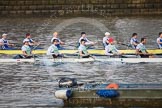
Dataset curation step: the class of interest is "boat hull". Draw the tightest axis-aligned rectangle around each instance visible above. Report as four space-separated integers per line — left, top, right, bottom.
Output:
0 58 162 63
64 89 162 107
56 84 162 107
0 58 95 63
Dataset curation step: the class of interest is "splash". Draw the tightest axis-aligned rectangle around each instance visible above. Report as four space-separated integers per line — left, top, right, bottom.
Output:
52 17 109 34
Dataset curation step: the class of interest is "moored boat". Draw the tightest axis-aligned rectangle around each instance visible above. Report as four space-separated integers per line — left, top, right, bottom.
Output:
55 83 162 107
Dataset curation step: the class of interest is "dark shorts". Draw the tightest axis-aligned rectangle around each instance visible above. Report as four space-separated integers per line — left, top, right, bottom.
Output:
13 55 34 59
82 55 90 58
140 54 149 58
52 54 63 58
24 55 33 59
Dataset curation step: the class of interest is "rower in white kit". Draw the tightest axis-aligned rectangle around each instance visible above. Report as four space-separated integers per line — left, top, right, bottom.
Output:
105 37 124 56
0 33 15 50
47 39 64 58
103 32 110 48
78 39 93 58
13 39 34 59
78 32 96 48
136 38 154 58
51 32 65 50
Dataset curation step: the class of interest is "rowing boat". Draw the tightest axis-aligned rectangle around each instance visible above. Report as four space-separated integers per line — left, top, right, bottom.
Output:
97 58 162 63
0 58 95 63
55 83 162 107
0 49 162 55
0 58 162 63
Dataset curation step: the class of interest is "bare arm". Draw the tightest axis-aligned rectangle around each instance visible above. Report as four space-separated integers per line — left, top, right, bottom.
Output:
60 41 65 45
79 51 85 56
22 51 28 56
22 51 32 56
157 39 162 44
136 49 151 55
8 41 14 46
0 42 3 46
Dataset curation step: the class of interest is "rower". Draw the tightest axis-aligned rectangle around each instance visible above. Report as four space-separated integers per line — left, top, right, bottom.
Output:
21 39 33 58
47 39 64 58
157 32 162 49
105 37 123 56
51 32 65 50
103 32 110 48
78 32 96 48
78 39 92 58
130 33 139 49
0 33 15 50
23 33 40 49
136 38 153 58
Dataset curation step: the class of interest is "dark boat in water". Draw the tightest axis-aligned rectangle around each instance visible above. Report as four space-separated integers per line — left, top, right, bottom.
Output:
55 83 162 107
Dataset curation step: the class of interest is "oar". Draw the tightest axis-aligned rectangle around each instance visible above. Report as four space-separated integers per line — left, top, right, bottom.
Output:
56 77 96 88
117 42 133 49
31 44 40 59
14 44 22 48
89 54 96 60
77 80 96 86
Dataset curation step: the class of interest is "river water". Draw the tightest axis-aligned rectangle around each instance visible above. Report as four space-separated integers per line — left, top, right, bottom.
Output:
0 16 162 107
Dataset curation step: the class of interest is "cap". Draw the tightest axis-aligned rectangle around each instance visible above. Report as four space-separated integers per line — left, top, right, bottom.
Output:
108 37 114 43
81 32 86 35
23 39 29 43
2 33 7 37
80 39 86 43
26 33 30 37
52 39 59 43
105 32 110 36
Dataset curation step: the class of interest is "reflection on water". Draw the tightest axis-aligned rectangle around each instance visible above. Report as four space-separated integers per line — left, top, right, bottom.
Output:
0 16 162 107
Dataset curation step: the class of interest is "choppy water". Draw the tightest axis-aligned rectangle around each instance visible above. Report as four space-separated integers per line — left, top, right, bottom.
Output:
0 16 162 107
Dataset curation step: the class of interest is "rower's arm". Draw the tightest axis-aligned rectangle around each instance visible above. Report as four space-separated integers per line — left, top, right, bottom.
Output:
136 49 141 55
0 41 3 46
29 38 40 46
136 49 147 55
8 41 14 46
60 41 65 45
79 51 85 56
157 39 162 44
22 51 28 56
132 41 138 46
29 42 35 46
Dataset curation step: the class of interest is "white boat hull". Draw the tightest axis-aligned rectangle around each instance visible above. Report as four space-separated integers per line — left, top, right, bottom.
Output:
96 58 162 63
0 58 162 64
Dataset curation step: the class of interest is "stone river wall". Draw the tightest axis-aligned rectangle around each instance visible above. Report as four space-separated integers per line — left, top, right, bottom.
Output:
0 0 162 16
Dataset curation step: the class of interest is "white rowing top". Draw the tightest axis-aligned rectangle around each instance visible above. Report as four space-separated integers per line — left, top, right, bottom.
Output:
136 43 147 53
103 36 109 47
47 44 59 55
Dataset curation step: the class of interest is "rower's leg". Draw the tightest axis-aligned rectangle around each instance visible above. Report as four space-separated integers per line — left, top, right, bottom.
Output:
52 54 58 58
82 55 90 58
13 54 25 59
